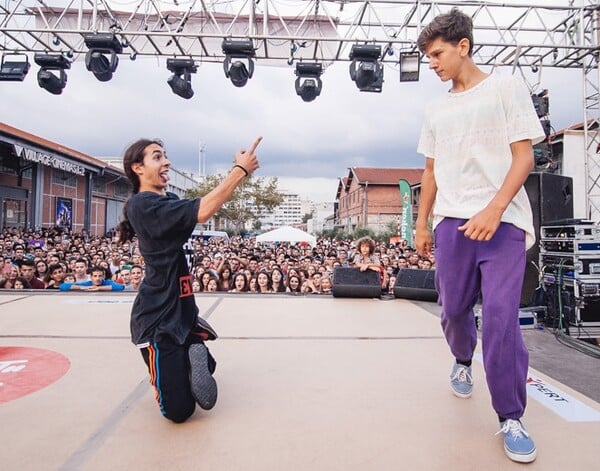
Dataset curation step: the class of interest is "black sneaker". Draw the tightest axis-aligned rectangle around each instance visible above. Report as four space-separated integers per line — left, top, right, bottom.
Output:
192 316 218 341
188 343 218 410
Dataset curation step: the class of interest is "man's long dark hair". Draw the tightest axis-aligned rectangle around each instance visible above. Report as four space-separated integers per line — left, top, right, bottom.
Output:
116 138 163 243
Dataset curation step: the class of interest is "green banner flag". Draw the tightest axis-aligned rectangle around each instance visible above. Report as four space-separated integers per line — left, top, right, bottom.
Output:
398 179 413 247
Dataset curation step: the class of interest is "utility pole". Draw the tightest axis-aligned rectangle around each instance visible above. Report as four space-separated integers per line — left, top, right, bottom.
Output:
198 140 206 180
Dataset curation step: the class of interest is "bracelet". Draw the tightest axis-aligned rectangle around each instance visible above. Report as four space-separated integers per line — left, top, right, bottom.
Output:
232 164 249 177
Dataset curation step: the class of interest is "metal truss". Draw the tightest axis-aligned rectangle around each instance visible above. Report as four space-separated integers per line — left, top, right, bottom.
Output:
0 1 596 67
1 0 599 217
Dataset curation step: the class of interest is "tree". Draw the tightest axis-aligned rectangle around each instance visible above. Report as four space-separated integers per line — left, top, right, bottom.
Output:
186 174 284 234
302 212 314 224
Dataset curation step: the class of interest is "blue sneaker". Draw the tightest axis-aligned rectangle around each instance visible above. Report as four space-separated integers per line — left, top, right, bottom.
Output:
497 419 537 463
450 362 473 398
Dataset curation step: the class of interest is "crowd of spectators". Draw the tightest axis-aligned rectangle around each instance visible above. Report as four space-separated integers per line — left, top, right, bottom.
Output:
0 227 435 295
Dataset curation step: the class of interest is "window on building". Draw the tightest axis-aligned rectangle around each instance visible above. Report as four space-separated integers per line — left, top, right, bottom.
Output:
52 168 77 188
93 177 107 194
115 180 130 197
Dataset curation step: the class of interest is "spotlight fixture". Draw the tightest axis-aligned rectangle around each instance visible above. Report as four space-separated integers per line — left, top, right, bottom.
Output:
222 38 255 87
166 58 197 99
533 142 553 169
83 33 123 82
294 62 323 102
531 89 549 117
34 53 71 95
399 52 420 82
349 44 383 93
0 53 30 81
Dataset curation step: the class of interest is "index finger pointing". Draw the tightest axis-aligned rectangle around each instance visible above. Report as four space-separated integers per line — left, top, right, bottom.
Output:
248 136 263 154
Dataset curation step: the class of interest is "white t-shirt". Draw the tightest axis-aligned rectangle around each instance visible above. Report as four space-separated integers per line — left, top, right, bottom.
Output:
417 72 545 249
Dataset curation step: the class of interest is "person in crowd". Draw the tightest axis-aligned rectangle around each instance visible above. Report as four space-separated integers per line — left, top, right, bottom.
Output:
352 236 381 273
129 264 144 291
320 276 332 295
256 270 272 293
270 267 286 293
12 276 30 289
59 265 125 291
116 135 261 423
63 273 76 283
11 244 26 268
45 263 65 289
309 272 324 293
108 255 121 276
230 272 249 293
286 274 302 293
247 256 260 274
19 259 45 289
199 272 213 292
217 264 233 291
248 273 258 293
415 8 543 463
206 276 220 293
228 256 242 274
73 258 90 283
2 264 20 289
192 279 202 293
117 265 133 289
0 273 11 289
2 256 13 276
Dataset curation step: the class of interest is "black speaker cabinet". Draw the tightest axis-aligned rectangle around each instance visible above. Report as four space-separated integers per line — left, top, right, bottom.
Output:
393 268 438 302
332 267 381 298
522 173 574 306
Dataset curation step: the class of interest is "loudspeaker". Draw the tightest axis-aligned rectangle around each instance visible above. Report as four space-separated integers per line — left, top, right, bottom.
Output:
393 268 438 302
332 267 381 298
522 172 574 306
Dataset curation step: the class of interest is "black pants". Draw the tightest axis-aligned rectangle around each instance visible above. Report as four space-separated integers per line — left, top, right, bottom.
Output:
140 333 215 423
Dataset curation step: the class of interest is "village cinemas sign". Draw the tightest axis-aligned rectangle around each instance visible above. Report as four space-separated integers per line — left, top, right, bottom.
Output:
16 145 86 176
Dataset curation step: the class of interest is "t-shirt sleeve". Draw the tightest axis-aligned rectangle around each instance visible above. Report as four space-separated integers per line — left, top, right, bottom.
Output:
502 75 545 146
131 193 200 243
417 107 436 158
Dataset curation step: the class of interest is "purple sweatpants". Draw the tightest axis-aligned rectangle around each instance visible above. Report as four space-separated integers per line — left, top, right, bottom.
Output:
434 218 529 419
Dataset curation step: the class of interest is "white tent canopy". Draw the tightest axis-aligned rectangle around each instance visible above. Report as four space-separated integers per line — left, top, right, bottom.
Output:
255 226 317 247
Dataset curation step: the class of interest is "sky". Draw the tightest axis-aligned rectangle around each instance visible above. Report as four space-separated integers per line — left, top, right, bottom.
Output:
0 3 586 203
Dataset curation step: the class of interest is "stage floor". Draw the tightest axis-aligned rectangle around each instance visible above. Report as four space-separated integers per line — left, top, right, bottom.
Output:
1 292 599 470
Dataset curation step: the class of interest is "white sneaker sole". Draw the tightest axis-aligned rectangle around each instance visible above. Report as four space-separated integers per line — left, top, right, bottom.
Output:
505 445 537 463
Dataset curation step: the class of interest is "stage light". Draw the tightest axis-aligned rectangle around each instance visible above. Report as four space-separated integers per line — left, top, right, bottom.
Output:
222 39 255 87
0 53 30 81
83 33 123 82
533 142 554 170
166 58 197 99
531 89 549 117
399 52 420 82
540 119 552 137
34 53 71 95
294 62 323 102
349 44 383 93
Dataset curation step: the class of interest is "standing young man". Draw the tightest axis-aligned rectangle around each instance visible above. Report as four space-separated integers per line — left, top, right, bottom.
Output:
415 8 544 463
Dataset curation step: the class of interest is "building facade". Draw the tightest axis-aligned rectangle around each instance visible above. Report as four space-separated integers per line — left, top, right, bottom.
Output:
335 167 424 234
258 191 303 229
0 122 130 235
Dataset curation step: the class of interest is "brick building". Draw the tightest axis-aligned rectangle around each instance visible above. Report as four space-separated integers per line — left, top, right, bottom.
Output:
335 167 424 234
0 122 130 235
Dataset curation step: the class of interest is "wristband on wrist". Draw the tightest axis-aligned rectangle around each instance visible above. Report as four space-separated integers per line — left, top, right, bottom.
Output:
232 164 249 177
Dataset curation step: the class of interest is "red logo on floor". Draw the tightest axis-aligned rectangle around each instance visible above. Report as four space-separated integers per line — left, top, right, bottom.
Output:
0 346 70 404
